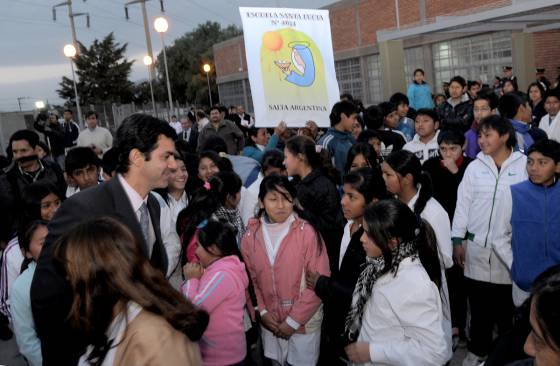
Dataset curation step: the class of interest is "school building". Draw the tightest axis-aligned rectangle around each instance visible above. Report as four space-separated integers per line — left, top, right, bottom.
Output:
212 0 560 112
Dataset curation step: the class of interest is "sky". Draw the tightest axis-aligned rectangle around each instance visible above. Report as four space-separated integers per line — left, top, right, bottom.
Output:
0 0 336 112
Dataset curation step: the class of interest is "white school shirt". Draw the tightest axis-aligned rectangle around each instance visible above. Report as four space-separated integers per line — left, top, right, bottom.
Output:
357 257 451 365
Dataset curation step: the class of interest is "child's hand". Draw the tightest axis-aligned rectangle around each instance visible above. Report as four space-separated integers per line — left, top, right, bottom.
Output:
441 158 459 174
275 321 297 339
261 312 280 333
453 244 465 268
345 342 371 363
183 263 203 279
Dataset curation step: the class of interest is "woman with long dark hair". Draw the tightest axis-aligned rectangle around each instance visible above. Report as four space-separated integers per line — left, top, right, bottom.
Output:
344 199 450 365
54 217 208 365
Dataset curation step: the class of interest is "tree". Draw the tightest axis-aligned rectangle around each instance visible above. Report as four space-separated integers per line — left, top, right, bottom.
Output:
155 21 241 106
58 33 134 106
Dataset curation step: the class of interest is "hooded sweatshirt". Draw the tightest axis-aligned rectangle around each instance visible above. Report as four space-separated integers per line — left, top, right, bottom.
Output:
182 255 249 366
403 130 440 164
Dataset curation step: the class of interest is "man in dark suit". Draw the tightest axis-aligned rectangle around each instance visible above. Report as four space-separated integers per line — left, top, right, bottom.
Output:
177 114 198 153
30 114 180 365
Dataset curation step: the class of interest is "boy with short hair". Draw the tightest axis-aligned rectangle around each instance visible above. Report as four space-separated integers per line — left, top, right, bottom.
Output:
498 91 547 153
538 88 560 142
318 100 358 175
65 147 101 196
465 88 499 159
494 139 560 307
452 115 528 366
389 92 415 142
403 108 440 164
437 76 474 133
423 129 473 346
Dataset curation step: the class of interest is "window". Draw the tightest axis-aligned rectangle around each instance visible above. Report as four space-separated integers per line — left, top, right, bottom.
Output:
432 31 512 92
217 80 245 109
335 58 363 102
365 54 383 104
404 47 426 81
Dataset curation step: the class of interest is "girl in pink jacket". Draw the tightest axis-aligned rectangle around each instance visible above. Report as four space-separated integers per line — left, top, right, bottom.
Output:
182 220 249 366
241 174 330 366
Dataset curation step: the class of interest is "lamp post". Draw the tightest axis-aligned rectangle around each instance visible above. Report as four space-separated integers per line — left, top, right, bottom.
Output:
154 16 173 119
63 43 83 128
203 63 213 106
34 100 46 110
143 55 157 115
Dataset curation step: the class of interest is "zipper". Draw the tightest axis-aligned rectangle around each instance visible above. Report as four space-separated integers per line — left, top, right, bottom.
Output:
544 186 549 257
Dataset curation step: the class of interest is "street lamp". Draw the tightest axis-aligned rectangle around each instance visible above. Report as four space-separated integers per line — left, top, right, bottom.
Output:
143 55 157 115
63 43 84 128
203 63 213 106
35 100 46 109
154 16 173 119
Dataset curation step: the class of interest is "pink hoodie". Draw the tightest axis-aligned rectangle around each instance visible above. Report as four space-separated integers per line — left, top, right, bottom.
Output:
241 216 330 333
182 255 249 366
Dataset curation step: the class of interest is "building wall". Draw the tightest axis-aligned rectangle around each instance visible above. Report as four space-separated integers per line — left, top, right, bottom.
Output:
534 30 560 85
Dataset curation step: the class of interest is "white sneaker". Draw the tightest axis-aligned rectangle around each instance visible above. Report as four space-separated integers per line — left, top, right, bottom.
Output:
462 351 486 366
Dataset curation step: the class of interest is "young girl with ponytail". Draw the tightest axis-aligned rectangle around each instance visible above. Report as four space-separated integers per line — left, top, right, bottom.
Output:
344 199 450 365
182 220 249 366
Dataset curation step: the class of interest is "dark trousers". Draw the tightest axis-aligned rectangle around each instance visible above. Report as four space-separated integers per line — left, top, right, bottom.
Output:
447 265 467 335
466 278 514 357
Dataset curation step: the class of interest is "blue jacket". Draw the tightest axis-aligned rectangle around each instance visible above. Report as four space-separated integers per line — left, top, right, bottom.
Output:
407 82 434 110
318 128 355 175
511 179 560 291
510 119 547 154
241 133 279 163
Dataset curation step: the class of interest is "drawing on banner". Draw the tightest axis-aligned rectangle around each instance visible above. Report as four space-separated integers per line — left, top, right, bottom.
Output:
260 28 327 115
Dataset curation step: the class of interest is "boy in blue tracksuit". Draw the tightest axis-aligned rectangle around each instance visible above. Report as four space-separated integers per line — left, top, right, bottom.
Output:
495 139 560 306
318 100 357 177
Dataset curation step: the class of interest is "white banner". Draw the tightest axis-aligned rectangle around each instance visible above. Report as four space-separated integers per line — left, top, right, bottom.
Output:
239 7 340 128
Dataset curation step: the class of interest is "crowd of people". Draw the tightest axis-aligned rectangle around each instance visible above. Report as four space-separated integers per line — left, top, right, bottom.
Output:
0 66 560 366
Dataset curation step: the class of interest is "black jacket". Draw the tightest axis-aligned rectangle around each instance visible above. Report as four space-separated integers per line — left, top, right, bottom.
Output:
0 160 66 241
177 127 199 153
314 226 365 364
437 98 474 133
30 177 167 365
422 154 473 221
295 168 344 271
33 120 66 156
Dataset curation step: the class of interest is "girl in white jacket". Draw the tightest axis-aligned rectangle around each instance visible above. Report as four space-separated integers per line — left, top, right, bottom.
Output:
451 115 527 366
344 199 450 365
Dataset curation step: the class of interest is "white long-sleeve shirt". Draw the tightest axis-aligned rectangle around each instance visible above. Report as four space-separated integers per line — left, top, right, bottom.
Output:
357 257 451 365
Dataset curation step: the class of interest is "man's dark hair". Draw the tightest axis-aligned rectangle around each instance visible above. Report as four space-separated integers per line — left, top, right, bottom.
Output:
10 130 40 149
329 100 358 127
340 93 354 102
527 139 560 163
261 149 284 173
416 108 440 123
171 115 177 119
85 111 98 119
102 148 118 176
390 92 409 107
114 114 177 174
449 76 467 88
65 147 101 175
475 87 499 110
378 102 397 119
498 91 529 119
209 105 221 114
199 135 228 154
544 88 560 102
357 129 381 144
437 129 465 146
64 109 73 115
478 115 517 149
363 105 384 130
468 80 481 89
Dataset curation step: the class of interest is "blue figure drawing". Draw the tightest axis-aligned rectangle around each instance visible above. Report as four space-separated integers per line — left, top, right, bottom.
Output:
284 42 315 87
